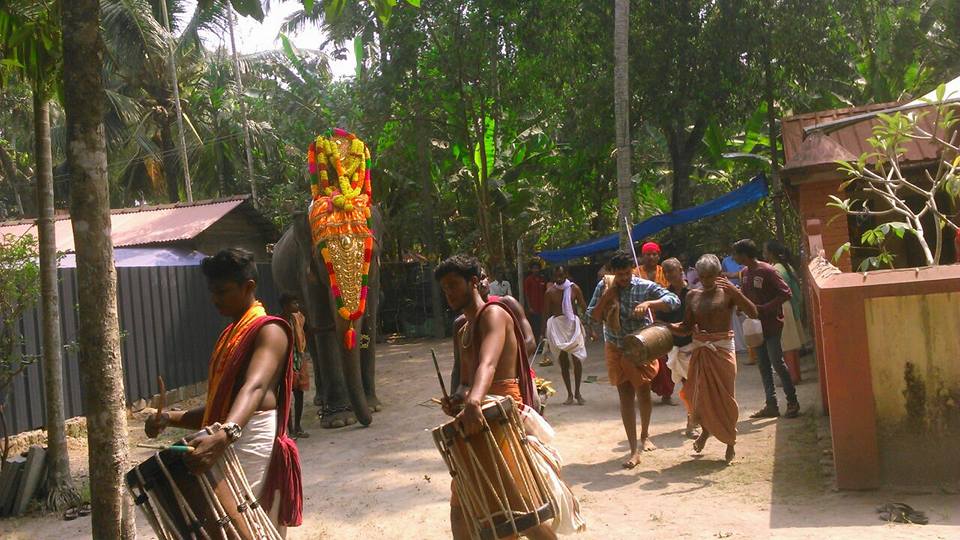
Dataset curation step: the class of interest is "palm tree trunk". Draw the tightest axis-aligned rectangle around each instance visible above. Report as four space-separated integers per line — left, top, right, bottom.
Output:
60 1 135 538
33 92 80 512
227 6 258 204
614 0 632 249
160 115 180 202
158 0 193 203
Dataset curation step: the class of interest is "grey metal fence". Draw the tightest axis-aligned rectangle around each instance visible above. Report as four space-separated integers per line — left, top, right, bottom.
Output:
2 263 279 437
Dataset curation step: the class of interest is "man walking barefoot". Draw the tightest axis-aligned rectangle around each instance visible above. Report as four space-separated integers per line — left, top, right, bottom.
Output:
543 266 588 405
587 250 680 468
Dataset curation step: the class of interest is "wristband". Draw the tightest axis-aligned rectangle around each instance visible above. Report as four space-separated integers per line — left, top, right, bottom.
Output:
221 422 242 443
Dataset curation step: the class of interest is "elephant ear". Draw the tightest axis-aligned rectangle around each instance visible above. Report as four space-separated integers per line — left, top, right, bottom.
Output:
369 204 384 251
291 211 312 253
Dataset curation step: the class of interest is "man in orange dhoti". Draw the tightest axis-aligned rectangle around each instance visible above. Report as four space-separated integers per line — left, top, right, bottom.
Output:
435 255 557 540
587 250 680 469
635 242 676 405
669 254 758 463
146 248 303 530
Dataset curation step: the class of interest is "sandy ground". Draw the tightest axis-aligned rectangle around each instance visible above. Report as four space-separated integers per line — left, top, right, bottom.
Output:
2 338 958 539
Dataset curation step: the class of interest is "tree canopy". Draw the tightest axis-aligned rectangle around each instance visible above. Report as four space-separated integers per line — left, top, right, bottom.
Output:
1 0 959 266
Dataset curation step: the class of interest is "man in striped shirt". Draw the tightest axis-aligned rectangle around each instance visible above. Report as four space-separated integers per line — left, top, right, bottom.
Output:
586 250 680 469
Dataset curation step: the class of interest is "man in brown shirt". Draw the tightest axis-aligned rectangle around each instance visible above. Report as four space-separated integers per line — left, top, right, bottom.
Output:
733 239 800 419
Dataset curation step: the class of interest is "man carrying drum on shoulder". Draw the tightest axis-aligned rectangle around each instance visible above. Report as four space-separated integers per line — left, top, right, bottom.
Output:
434 254 556 540
145 248 302 533
585 250 680 469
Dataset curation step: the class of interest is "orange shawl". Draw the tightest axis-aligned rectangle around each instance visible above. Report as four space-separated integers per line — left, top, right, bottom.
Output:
634 265 669 287
203 302 270 425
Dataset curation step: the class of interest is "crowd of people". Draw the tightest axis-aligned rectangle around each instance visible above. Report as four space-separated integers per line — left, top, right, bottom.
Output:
431 236 809 536
487 238 809 470
136 237 809 538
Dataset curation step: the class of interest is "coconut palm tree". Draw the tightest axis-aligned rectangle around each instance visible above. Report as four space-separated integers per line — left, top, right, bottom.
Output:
0 0 80 512
100 0 226 202
613 0 632 249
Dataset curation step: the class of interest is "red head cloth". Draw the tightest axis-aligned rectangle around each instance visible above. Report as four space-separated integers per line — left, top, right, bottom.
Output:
641 242 660 255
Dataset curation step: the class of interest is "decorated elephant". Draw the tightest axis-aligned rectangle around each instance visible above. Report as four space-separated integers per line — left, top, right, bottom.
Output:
272 128 383 428
271 208 382 428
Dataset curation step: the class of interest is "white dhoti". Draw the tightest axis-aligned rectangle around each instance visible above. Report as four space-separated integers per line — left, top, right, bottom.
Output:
232 409 276 495
669 333 738 385
546 316 587 361
218 409 284 532
666 345 688 385
520 406 587 535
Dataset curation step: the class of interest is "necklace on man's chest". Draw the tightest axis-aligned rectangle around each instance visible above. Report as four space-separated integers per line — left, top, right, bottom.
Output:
460 322 473 350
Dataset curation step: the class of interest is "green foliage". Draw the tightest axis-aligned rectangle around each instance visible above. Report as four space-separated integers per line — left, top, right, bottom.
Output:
838 0 941 103
3 0 960 271
319 0 420 24
0 233 40 397
197 0 264 21
0 0 62 95
831 83 960 268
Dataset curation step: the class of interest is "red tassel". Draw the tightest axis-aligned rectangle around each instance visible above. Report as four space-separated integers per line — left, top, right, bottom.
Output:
345 327 356 350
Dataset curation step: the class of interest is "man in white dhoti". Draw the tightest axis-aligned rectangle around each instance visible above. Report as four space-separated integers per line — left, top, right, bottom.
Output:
543 266 588 405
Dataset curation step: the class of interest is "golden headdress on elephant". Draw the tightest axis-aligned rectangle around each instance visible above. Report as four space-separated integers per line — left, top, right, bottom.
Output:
307 128 374 350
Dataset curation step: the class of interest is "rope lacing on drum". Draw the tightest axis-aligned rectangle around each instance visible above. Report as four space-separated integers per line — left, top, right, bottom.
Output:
127 428 283 540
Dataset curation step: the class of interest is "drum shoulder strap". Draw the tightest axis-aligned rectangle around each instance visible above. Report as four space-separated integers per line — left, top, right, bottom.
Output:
474 301 534 405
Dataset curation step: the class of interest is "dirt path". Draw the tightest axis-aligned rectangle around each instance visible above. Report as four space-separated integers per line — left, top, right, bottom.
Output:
2 339 957 539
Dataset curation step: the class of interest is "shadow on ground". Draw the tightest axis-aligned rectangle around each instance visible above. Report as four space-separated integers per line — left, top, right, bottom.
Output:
767 354 960 532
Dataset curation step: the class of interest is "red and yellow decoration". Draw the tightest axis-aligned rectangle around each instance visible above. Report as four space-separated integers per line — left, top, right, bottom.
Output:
307 128 374 350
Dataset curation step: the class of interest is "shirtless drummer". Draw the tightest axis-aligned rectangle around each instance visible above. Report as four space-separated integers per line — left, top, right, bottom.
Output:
435 254 556 540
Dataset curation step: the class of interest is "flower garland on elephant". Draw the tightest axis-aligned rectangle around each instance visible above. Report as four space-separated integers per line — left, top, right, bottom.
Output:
307 128 374 350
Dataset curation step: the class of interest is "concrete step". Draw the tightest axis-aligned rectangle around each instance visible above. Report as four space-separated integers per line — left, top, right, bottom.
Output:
0 456 26 517
13 445 47 516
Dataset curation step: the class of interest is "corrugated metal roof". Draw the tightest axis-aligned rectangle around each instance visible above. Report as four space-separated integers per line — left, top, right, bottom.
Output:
782 101 942 172
781 132 859 174
0 196 261 253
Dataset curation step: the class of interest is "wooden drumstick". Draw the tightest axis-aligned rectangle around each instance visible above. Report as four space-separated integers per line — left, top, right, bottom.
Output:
156 375 166 421
430 349 449 400
136 443 194 452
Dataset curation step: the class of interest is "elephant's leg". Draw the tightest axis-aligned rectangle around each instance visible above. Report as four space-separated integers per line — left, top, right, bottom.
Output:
360 315 380 412
313 327 358 428
303 276 357 429
337 316 373 426
307 333 324 407
361 257 381 412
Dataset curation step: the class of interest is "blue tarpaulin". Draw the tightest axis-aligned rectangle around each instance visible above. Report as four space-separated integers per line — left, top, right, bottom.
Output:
538 174 768 263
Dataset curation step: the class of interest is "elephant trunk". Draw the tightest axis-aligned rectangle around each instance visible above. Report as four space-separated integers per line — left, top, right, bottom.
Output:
343 323 372 426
